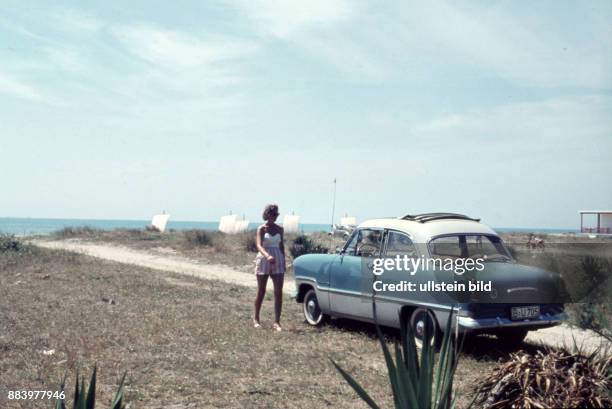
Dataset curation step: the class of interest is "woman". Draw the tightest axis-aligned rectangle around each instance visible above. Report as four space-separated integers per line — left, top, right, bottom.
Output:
253 204 286 331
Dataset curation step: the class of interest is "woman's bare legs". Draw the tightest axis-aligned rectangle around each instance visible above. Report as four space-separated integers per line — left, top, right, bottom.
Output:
270 274 284 328
254 274 269 325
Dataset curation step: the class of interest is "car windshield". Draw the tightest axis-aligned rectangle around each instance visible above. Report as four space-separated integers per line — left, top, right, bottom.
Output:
429 234 512 262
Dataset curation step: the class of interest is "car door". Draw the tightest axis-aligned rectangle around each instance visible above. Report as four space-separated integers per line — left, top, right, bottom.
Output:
329 228 383 320
375 230 419 327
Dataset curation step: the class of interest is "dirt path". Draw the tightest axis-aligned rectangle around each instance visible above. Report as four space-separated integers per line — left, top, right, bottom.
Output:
30 239 607 352
31 239 294 294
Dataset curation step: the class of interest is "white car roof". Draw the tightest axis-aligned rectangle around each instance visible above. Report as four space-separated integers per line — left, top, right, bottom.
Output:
357 218 498 243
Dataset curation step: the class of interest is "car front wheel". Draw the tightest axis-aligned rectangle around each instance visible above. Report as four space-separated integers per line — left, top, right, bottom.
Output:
303 289 328 326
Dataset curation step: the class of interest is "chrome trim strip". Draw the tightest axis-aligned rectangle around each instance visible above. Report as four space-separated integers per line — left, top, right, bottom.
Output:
295 276 331 294
295 277 353 295
296 277 456 310
457 312 567 330
373 295 454 311
506 287 537 293
326 287 369 297
295 276 317 284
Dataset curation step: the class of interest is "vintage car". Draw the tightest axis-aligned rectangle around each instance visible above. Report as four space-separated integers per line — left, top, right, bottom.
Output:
294 213 567 345
328 223 355 239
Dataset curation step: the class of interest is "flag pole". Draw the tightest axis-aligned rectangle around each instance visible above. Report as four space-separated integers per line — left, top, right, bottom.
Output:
330 178 337 252
331 178 337 231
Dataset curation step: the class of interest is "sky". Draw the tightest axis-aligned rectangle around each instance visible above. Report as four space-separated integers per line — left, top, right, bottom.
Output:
1 0 611 228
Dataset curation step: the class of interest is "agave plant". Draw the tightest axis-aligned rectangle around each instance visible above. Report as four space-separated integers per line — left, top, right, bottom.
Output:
331 306 462 409
54 366 127 409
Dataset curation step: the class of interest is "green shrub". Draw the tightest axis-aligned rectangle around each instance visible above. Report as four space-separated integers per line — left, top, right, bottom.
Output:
289 235 329 258
54 226 101 238
0 234 22 252
183 229 213 246
331 308 461 409
580 255 611 301
241 231 258 253
54 366 126 409
573 303 612 343
570 255 612 341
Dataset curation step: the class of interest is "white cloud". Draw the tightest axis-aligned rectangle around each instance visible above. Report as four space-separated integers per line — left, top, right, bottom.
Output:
113 25 254 69
50 8 104 32
412 2 612 89
104 24 254 129
42 46 83 72
0 17 51 44
412 96 612 157
231 0 611 87
232 0 354 38
0 70 46 102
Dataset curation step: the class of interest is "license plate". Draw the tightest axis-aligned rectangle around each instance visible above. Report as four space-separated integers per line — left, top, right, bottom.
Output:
511 305 540 320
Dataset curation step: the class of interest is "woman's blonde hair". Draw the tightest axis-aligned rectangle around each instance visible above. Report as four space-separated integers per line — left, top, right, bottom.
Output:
262 204 279 220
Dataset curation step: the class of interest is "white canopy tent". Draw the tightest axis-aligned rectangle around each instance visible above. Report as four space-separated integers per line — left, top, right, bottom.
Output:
219 214 238 233
219 214 250 234
151 214 170 232
282 214 301 234
340 216 357 227
234 219 250 233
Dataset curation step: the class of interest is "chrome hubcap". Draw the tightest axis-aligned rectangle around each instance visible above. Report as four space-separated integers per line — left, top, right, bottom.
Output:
416 320 425 338
307 300 316 316
306 296 320 321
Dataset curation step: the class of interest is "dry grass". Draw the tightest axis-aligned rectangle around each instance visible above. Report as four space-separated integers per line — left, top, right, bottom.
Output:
0 244 507 408
473 347 611 408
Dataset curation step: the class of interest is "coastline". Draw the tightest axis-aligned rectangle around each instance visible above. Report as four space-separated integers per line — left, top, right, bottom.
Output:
0 216 581 237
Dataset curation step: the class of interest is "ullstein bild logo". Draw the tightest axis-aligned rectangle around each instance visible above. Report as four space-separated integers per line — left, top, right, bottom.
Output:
371 255 485 276
372 279 492 293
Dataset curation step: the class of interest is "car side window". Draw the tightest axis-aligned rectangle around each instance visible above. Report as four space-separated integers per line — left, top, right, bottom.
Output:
385 231 417 258
430 235 462 258
343 230 360 255
355 229 383 257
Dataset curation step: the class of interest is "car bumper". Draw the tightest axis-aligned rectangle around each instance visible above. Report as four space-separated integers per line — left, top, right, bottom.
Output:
457 312 567 331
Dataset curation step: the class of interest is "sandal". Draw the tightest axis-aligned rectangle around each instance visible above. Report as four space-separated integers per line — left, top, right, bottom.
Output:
272 322 282 332
253 319 261 328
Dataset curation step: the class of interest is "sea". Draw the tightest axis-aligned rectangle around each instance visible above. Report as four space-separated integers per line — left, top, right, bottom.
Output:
0 217 578 236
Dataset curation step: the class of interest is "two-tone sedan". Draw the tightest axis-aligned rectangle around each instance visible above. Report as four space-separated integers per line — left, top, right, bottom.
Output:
294 213 567 346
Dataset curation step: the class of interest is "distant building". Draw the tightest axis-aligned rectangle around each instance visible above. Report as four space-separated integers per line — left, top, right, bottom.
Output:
579 210 612 234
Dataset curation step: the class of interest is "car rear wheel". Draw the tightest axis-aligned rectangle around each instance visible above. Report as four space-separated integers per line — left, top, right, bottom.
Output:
303 289 328 326
409 308 438 348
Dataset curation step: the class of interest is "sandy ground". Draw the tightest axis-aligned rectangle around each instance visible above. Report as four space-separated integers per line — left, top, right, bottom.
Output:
30 239 607 353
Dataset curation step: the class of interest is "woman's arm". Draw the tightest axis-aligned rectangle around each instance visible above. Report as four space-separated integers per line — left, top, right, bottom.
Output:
279 226 285 257
256 225 274 261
